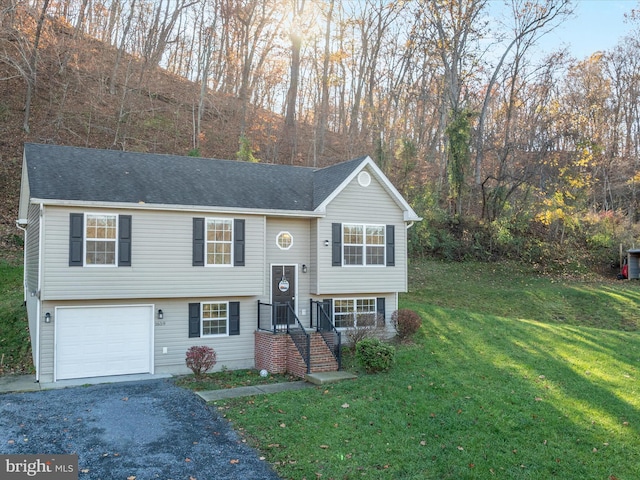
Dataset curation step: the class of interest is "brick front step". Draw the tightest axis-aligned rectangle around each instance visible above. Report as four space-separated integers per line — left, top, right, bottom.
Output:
255 330 339 378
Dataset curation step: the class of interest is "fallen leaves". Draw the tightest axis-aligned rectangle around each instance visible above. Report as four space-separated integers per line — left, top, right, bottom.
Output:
230 459 240 464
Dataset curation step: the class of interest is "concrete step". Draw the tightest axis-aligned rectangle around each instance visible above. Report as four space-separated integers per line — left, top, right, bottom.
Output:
305 371 358 385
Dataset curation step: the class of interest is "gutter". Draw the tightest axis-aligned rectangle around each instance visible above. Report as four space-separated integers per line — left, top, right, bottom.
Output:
28 198 326 218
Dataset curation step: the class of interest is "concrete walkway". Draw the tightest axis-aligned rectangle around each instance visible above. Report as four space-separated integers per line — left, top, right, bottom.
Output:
0 371 357 399
195 380 312 402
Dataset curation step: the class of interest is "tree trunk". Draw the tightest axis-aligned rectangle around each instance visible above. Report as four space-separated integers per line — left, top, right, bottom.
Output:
23 0 50 134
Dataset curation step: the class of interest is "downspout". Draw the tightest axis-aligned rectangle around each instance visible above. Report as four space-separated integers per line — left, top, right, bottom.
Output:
405 221 415 296
15 221 27 303
35 203 44 382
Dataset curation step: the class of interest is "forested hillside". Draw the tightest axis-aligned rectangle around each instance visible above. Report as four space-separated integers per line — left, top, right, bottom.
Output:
2 0 640 272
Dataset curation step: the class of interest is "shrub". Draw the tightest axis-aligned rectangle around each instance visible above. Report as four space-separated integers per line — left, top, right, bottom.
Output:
344 313 385 348
391 309 422 340
185 345 217 379
355 338 395 373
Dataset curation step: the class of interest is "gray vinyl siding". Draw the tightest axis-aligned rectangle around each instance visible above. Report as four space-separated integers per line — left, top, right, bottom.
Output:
265 218 312 327
154 296 256 374
36 297 257 382
40 207 264 300
316 171 407 295
25 203 41 368
38 302 54 382
25 204 40 296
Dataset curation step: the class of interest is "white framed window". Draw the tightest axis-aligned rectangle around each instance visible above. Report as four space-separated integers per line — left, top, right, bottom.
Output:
343 224 385 266
333 297 377 328
276 231 293 250
202 302 228 336
206 218 233 266
85 214 117 266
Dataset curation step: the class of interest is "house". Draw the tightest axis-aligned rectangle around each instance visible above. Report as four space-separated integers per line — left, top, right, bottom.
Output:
17 143 421 383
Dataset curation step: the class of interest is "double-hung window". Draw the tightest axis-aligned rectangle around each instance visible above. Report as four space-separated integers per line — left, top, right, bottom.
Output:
343 224 385 266
69 213 132 267
202 302 229 336
192 218 244 267
85 214 117 265
189 301 240 337
206 218 233 266
333 298 377 328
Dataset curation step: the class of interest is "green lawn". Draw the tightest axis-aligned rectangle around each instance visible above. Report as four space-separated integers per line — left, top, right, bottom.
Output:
216 260 640 479
0 257 32 374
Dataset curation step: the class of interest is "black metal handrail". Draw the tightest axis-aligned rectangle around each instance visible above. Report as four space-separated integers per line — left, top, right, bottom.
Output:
311 300 342 370
257 300 311 373
286 304 311 374
258 300 287 333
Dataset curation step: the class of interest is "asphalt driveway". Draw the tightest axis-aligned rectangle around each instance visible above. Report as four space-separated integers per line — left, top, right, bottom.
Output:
0 379 280 479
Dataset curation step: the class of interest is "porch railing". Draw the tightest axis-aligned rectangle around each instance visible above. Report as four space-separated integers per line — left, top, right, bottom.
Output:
257 300 311 374
311 300 342 370
258 300 292 333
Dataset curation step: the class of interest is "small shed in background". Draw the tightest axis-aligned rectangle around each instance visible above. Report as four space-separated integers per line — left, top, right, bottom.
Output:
628 249 640 279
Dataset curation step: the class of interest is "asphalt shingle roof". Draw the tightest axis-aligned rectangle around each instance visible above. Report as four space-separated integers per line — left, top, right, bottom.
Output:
23 143 365 212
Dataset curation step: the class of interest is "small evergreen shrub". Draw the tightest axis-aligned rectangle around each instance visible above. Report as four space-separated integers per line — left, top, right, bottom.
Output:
391 309 422 340
185 345 217 379
355 338 395 373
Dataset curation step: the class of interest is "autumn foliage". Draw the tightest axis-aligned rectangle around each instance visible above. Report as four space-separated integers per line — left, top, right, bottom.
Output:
391 309 422 340
185 346 217 379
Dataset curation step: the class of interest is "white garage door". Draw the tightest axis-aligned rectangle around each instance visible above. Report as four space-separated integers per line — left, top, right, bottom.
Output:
56 305 153 380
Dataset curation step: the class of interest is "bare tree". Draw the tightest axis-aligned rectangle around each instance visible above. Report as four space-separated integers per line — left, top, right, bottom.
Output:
474 0 573 186
23 0 50 133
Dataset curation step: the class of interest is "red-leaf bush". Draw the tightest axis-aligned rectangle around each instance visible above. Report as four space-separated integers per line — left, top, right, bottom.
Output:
391 309 422 340
185 345 217 379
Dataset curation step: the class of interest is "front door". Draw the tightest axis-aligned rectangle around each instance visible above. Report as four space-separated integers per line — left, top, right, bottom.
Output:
272 265 295 325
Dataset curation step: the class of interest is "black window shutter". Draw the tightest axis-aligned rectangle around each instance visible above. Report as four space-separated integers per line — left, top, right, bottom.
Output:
188 303 201 338
332 223 342 266
118 215 132 266
69 213 84 266
234 219 245 266
376 297 386 323
193 218 205 266
229 301 240 335
321 299 333 329
386 225 395 266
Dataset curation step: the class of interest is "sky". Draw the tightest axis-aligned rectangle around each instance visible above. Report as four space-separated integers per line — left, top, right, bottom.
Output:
536 0 637 59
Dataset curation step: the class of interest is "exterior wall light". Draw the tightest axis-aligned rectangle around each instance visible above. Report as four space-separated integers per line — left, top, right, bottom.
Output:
158 309 164 320
302 264 308 273
44 312 51 323
324 239 329 247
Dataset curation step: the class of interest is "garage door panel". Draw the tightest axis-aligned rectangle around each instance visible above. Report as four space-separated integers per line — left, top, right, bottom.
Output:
56 306 153 380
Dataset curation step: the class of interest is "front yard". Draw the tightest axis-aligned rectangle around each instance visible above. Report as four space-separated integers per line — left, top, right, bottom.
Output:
214 261 640 479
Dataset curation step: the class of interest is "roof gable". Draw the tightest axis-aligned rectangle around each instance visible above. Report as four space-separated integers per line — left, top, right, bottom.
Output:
313 156 421 221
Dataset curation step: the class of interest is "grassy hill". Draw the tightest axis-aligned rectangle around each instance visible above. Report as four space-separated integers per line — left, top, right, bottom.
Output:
215 260 639 479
